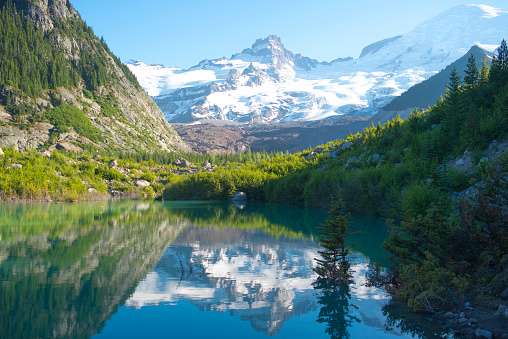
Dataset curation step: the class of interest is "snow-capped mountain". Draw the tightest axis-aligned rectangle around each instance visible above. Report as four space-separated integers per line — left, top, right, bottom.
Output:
127 4 508 124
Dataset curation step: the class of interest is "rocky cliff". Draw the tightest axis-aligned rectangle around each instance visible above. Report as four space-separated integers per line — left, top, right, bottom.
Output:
0 0 189 152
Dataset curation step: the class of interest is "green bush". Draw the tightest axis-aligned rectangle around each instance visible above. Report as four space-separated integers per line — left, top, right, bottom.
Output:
44 104 101 142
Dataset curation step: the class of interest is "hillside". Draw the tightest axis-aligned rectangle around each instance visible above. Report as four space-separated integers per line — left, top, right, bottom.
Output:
0 0 188 153
372 45 494 124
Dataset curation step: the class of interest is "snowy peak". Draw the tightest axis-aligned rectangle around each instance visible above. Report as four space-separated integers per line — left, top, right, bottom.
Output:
355 3 508 72
128 3 508 124
234 35 292 62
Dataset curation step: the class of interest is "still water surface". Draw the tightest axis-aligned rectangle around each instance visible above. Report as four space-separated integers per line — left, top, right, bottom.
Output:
0 200 439 338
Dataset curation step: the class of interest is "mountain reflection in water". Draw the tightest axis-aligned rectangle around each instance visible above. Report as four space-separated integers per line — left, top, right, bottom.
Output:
0 201 441 338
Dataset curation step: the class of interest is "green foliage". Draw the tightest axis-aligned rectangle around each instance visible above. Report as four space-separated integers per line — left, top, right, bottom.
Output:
44 104 101 141
95 94 120 117
464 53 479 89
384 153 508 311
490 39 508 85
400 182 442 219
0 2 140 98
314 201 357 283
164 166 276 201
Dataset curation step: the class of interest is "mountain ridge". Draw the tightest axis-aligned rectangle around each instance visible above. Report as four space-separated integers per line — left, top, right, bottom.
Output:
127 4 508 125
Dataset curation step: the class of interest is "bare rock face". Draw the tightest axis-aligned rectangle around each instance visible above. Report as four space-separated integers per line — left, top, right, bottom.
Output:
0 123 52 151
15 0 80 32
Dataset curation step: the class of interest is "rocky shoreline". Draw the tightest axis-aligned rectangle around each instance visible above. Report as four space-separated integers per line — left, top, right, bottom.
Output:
433 303 508 338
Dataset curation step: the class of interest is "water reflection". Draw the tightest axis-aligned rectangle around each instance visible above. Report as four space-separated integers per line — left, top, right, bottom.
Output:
126 226 321 335
0 201 442 338
314 279 360 339
0 201 187 339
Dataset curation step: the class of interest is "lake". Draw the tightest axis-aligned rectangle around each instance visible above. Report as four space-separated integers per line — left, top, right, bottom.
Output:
0 200 442 338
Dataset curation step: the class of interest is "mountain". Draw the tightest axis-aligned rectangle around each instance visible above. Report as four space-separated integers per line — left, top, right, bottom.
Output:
128 4 508 124
0 0 188 152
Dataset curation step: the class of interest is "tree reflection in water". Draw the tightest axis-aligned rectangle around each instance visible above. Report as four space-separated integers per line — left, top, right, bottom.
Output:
313 278 360 339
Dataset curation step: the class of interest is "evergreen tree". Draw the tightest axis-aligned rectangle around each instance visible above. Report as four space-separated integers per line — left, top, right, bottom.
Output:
314 201 357 283
445 67 461 102
479 57 490 84
490 39 508 84
463 53 478 89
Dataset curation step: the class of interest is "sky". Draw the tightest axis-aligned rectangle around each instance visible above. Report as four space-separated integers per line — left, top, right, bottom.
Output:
71 0 508 69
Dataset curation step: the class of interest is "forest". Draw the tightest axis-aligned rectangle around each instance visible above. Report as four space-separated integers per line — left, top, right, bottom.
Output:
0 0 507 317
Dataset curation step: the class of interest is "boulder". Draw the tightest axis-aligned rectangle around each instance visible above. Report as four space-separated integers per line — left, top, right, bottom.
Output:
173 158 193 168
11 164 22 169
41 150 51 157
56 142 82 153
0 148 3 156
475 329 492 339
93 154 101 161
135 180 151 188
201 161 212 169
341 142 353 150
231 192 248 201
108 159 118 168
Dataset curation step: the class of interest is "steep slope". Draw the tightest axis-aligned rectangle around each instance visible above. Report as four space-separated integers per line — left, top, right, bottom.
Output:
128 4 508 124
371 45 494 124
0 0 188 152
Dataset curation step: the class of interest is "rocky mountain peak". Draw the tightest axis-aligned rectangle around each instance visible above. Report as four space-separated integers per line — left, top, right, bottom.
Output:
11 0 79 31
235 35 295 67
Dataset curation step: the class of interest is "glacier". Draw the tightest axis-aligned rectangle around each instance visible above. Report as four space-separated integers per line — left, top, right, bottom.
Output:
127 4 508 124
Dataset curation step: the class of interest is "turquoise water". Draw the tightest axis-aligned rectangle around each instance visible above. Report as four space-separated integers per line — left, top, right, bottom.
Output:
0 200 439 338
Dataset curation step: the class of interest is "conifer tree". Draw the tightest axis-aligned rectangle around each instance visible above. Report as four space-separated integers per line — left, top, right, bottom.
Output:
445 67 461 102
490 39 508 84
314 201 357 283
479 57 490 84
463 53 478 89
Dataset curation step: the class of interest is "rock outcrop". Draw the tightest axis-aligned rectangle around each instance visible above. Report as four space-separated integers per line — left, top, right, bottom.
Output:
0 0 189 153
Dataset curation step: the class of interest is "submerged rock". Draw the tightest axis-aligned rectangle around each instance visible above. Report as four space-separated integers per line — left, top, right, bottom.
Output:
231 192 248 201
475 328 492 339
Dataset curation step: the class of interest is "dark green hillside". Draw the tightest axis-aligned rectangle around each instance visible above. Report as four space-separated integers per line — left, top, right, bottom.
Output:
382 45 492 113
0 0 187 153
0 3 140 97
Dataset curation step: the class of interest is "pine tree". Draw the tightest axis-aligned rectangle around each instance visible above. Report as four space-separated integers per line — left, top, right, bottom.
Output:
479 57 490 84
314 201 357 283
445 67 461 102
463 53 478 89
490 39 508 84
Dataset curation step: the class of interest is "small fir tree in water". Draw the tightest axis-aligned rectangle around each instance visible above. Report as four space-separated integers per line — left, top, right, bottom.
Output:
314 201 357 283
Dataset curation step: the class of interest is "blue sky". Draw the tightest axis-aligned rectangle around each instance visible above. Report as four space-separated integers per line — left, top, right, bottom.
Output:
71 0 508 69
